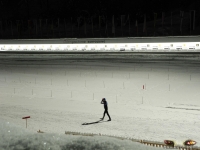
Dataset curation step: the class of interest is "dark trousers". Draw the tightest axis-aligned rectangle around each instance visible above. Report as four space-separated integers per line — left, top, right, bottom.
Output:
103 108 111 120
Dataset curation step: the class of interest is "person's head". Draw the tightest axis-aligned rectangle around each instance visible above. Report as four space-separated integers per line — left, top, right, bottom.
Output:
102 98 106 101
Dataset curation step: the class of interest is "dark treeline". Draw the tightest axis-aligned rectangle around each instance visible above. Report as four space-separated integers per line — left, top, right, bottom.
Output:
0 0 199 39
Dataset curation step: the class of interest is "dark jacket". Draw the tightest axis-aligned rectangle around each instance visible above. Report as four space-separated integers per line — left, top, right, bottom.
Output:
101 100 108 109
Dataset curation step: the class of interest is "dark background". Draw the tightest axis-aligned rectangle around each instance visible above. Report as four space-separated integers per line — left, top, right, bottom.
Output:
0 0 199 38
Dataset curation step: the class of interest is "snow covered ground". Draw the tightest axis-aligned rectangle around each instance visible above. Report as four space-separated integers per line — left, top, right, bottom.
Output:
0 53 200 149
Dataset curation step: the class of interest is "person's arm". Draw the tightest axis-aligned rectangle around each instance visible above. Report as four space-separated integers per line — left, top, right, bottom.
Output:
101 100 104 104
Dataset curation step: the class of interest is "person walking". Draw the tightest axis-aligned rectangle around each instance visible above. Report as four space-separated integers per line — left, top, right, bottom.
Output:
100 98 111 121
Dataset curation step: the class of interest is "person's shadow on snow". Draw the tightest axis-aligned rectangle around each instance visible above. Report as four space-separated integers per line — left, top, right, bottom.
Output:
82 120 108 125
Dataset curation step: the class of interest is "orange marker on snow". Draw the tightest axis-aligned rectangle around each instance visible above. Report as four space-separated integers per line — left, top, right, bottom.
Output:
164 140 174 146
22 116 30 128
184 139 196 146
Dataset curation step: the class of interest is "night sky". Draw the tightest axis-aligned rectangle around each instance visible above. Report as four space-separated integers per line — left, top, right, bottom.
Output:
0 0 198 19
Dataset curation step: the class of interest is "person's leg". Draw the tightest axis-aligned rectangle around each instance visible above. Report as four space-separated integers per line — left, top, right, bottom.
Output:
106 111 111 121
100 110 106 120
104 109 111 121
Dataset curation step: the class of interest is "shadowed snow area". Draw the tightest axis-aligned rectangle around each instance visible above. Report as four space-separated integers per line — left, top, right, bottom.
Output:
0 120 163 150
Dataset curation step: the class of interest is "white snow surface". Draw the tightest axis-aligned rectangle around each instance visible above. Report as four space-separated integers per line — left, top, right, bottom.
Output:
0 54 200 149
1 120 163 150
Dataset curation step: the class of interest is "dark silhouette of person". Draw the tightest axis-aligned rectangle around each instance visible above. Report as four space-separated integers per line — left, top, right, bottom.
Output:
100 98 111 121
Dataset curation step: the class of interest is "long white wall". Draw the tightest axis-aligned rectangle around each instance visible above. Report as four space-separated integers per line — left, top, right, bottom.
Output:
0 36 200 52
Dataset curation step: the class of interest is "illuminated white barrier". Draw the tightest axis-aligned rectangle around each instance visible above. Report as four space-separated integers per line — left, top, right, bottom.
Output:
0 36 200 52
